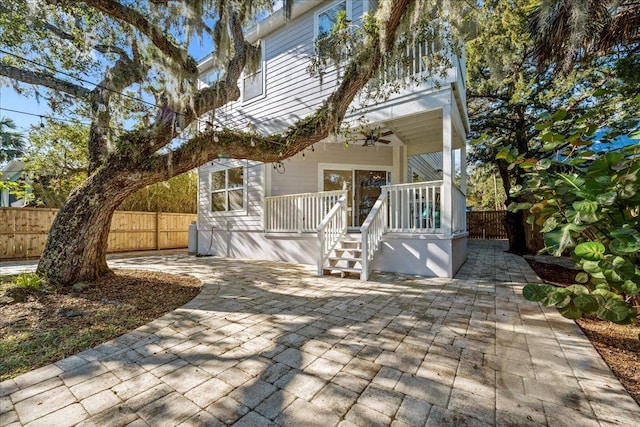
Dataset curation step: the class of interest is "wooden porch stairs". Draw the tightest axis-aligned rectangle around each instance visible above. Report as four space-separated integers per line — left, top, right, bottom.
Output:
322 237 363 278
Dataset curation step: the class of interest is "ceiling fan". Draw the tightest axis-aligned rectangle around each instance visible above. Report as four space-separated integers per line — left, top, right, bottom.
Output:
360 129 393 147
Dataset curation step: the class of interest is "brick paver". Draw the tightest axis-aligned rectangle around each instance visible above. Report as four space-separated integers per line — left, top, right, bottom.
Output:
1 240 639 426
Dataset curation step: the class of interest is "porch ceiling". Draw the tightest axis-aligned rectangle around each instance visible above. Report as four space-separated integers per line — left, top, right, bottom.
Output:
386 109 463 155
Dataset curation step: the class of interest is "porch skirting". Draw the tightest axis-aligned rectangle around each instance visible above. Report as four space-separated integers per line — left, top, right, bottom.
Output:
372 233 468 278
197 228 467 278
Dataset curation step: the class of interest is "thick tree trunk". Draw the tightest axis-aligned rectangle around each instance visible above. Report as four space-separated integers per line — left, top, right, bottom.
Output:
36 164 151 286
503 209 528 255
497 159 529 255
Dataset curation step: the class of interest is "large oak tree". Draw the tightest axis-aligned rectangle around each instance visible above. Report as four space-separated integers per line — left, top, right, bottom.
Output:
0 0 469 285
467 0 639 254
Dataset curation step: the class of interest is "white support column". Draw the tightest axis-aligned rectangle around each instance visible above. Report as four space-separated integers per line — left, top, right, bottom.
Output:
460 140 467 194
392 146 403 184
442 103 453 236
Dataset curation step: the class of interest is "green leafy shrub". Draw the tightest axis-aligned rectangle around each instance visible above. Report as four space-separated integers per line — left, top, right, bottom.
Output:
513 124 639 324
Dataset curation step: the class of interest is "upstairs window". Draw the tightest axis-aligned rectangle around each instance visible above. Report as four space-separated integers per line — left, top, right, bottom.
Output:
242 42 265 102
210 166 246 213
205 69 223 86
316 1 349 38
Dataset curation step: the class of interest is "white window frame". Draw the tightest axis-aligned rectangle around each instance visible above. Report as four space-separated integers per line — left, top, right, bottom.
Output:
314 0 353 39
209 160 249 216
241 41 266 104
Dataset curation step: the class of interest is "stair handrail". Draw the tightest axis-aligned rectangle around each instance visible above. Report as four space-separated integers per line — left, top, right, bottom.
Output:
360 190 388 281
316 193 348 276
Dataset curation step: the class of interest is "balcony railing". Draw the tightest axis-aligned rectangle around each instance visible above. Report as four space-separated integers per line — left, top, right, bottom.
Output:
264 190 346 233
452 185 467 234
384 181 443 233
264 182 467 236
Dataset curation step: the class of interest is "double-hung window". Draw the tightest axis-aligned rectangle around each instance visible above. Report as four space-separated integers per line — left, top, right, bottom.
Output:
242 42 265 102
210 166 245 213
316 0 350 38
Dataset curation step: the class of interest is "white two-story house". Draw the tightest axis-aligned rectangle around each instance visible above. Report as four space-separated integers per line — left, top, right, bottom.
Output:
196 0 469 280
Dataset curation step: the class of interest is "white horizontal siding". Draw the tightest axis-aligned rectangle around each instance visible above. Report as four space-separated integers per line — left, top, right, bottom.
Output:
198 160 264 231
270 143 393 196
210 2 357 135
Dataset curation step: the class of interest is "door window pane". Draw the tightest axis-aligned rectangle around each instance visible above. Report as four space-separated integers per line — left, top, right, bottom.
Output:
323 169 353 226
355 170 388 226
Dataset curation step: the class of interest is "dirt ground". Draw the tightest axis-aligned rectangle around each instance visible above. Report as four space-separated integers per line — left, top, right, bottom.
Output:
527 259 640 406
0 270 201 381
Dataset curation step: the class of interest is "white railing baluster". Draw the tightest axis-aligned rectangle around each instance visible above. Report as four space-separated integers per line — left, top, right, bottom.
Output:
317 194 348 276
265 190 347 233
360 189 388 281
382 181 454 233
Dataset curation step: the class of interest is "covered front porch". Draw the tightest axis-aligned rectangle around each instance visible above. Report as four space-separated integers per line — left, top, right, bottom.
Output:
264 178 467 280
262 91 469 280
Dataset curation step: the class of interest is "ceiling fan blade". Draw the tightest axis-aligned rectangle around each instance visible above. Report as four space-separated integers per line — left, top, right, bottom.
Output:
381 130 393 137
378 139 391 144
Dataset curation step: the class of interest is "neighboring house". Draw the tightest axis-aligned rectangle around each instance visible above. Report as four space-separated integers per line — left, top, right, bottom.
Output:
0 159 27 207
196 0 469 279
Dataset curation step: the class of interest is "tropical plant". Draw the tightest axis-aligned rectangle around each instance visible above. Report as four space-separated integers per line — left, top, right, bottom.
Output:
119 171 197 213
468 0 640 254
13 273 43 291
514 114 640 324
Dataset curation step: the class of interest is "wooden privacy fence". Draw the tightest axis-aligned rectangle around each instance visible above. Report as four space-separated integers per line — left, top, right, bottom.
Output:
0 207 196 260
466 210 507 239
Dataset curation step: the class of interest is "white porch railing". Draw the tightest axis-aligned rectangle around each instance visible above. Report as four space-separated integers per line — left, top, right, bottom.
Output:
384 181 443 233
264 190 346 233
452 185 467 234
360 192 388 281
377 38 442 83
317 194 348 276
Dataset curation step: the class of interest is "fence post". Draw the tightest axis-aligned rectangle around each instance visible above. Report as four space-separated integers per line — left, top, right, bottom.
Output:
155 212 161 250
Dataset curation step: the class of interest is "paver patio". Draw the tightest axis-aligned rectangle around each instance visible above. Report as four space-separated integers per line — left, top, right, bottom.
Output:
1 240 638 426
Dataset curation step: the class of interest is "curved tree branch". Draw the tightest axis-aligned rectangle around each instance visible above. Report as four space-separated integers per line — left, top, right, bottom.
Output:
0 63 91 98
46 0 197 75
88 39 148 171
128 9 254 157
142 0 412 181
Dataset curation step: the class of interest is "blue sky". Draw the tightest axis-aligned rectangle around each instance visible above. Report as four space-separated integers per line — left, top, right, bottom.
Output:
1 40 212 132
0 1 284 133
